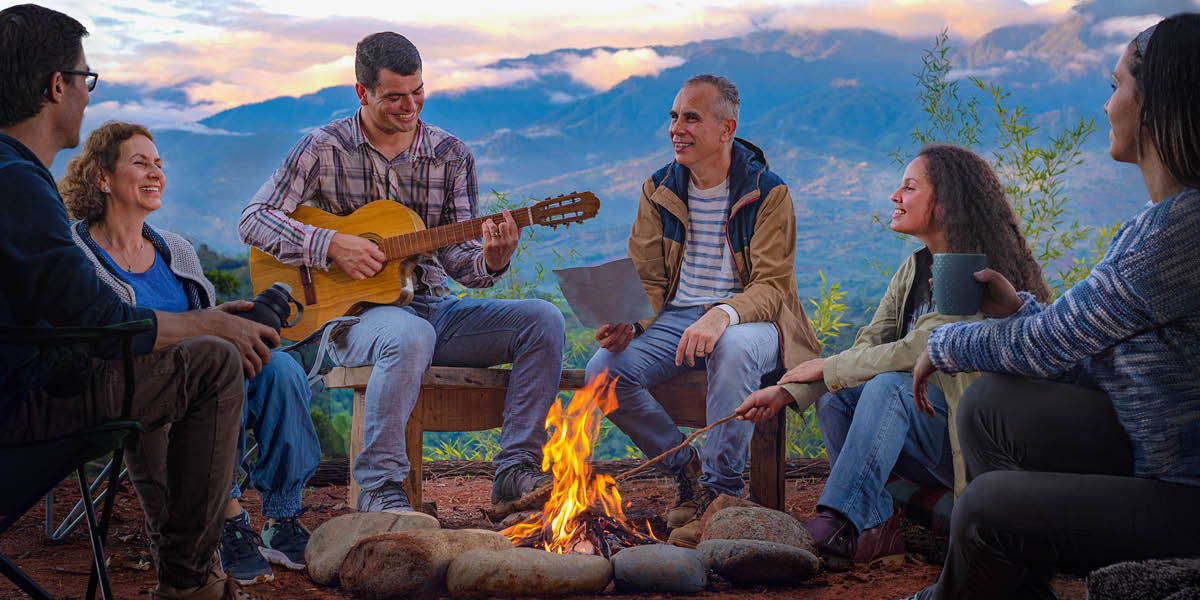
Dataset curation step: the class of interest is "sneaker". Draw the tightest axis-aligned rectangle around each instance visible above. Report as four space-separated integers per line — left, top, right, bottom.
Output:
665 446 704 529
491 462 552 506
899 584 936 600
260 508 310 571
801 507 857 571
666 486 716 549
853 508 906 569
218 510 273 585
357 481 413 513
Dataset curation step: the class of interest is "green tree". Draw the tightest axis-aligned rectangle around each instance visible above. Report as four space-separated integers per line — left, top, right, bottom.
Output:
895 30 1117 297
204 268 242 301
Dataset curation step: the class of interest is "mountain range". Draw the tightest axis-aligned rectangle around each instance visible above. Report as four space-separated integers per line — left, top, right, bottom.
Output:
58 0 1188 310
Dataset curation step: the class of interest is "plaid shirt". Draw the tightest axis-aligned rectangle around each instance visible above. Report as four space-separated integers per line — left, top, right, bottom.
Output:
238 110 495 293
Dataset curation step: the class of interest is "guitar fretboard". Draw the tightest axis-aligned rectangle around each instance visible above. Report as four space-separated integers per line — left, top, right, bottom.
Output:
379 206 535 261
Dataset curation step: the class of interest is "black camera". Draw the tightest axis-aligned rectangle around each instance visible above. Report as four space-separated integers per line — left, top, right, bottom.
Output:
240 282 303 337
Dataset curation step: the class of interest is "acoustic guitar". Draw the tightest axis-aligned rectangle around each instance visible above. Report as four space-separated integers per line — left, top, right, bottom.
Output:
249 191 600 337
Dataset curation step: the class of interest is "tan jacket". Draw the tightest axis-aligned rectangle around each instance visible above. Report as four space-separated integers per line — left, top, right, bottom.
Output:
783 248 982 496
627 139 821 368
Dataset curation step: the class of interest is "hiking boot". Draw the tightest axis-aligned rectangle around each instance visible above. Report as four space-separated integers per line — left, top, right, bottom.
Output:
491 462 552 506
803 507 906 571
260 508 310 570
218 510 273 585
357 481 413 513
853 508 906 569
151 560 266 600
665 446 703 529
801 507 857 571
666 486 716 549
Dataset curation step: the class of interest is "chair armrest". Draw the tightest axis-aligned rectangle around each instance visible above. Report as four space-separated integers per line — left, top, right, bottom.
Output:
0 319 154 418
0 319 154 345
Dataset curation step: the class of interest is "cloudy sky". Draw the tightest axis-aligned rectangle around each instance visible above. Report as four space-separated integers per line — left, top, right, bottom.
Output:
23 0 1081 126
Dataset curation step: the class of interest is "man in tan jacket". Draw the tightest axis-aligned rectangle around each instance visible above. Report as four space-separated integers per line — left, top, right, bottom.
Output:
585 74 820 547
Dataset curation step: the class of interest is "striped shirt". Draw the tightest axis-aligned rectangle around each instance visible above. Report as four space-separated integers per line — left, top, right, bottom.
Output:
238 110 495 294
929 188 1200 486
670 178 743 321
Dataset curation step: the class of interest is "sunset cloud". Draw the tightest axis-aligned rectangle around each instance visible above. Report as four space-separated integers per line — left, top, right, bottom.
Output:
555 49 686 91
771 0 1074 40
38 0 1091 119
1092 14 1164 38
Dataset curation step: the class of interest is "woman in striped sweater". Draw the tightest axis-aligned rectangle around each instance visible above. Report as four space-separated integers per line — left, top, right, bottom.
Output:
906 13 1200 600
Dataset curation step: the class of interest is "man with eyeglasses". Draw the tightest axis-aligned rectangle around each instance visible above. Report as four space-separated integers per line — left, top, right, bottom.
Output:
0 4 271 599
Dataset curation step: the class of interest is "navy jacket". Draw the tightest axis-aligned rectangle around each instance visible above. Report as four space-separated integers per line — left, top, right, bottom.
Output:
0 133 157 410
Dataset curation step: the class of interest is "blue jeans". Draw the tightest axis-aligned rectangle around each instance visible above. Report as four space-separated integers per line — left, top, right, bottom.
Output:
815 371 953 532
230 350 321 519
585 305 780 497
328 295 565 491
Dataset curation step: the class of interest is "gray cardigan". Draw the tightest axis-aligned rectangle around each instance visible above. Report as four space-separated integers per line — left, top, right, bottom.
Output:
71 220 216 309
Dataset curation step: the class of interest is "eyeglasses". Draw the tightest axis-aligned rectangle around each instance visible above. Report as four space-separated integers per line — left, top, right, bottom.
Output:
59 70 99 92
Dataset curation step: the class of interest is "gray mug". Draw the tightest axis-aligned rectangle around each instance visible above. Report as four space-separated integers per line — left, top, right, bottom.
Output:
933 253 988 316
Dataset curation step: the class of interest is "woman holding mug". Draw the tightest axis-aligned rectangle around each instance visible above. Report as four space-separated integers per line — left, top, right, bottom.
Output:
737 144 1049 569
60 121 321 586
906 13 1200 599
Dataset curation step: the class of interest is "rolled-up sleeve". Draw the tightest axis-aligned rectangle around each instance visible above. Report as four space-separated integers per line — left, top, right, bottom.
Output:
239 135 337 269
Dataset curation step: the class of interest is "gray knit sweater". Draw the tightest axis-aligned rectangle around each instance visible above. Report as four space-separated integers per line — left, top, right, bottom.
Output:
71 221 216 309
928 188 1200 486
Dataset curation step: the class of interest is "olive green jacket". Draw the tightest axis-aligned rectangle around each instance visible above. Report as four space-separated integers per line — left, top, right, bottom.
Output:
783 248 982 496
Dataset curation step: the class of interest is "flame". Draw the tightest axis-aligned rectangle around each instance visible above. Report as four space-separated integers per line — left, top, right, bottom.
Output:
503 371 628 553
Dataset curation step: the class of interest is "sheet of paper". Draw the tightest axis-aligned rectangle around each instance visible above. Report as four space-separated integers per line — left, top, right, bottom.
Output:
553 258 654 329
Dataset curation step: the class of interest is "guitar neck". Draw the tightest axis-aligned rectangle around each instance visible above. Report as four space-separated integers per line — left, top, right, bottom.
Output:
380 207 535 261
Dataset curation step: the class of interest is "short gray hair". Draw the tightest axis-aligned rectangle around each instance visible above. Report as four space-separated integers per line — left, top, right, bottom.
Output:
684 74 739 122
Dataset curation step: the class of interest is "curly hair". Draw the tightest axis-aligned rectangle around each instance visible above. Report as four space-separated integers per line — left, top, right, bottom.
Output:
918 144 1052 302
59 121 153 222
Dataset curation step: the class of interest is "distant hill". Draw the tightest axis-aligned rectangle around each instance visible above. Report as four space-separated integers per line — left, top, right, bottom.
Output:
59 8 1158 310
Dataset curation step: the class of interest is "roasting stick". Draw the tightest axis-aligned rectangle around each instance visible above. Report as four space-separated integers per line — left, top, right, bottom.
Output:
613 412 741 482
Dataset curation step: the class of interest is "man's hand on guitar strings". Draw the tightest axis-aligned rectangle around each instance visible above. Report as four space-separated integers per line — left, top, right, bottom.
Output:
329 232 387 280
482 209 520 273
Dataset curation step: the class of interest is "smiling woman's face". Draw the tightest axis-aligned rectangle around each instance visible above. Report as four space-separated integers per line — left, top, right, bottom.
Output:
1103 43 1142 164
102 134 165 214
890 156 937 238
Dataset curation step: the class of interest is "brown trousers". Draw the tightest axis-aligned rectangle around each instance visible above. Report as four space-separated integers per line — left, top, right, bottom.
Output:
0 336 244 589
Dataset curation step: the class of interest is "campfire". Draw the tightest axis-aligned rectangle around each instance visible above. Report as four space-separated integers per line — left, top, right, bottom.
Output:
501 373 661 558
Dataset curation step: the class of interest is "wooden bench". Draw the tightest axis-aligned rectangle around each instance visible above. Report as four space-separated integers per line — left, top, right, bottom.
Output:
325 366 786 512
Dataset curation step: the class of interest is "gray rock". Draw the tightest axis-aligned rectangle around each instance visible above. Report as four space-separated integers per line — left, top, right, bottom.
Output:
447 547 612 598
339 529 512 600
611 544 708 593
700 506 816 554
698 539 819 585
304 511 439 585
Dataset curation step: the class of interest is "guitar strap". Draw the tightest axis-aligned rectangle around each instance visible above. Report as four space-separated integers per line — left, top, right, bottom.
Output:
298 265 317 305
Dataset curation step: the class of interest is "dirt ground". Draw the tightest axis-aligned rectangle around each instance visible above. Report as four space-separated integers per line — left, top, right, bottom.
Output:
0 471 1085 599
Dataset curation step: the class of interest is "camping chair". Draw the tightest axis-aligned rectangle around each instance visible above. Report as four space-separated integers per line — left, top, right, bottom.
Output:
0 319 153 600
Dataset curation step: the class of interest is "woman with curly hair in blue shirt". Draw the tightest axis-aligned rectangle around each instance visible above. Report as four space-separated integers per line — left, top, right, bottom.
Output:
906 13 1200 600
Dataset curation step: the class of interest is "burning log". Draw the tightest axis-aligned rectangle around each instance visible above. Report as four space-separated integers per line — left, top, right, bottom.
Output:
503 508 662 557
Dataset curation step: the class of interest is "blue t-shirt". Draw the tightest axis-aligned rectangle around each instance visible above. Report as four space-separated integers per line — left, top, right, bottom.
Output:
96 245 190 313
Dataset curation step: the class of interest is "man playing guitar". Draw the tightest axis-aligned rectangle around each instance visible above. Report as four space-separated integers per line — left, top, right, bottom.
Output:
239 31 563 515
